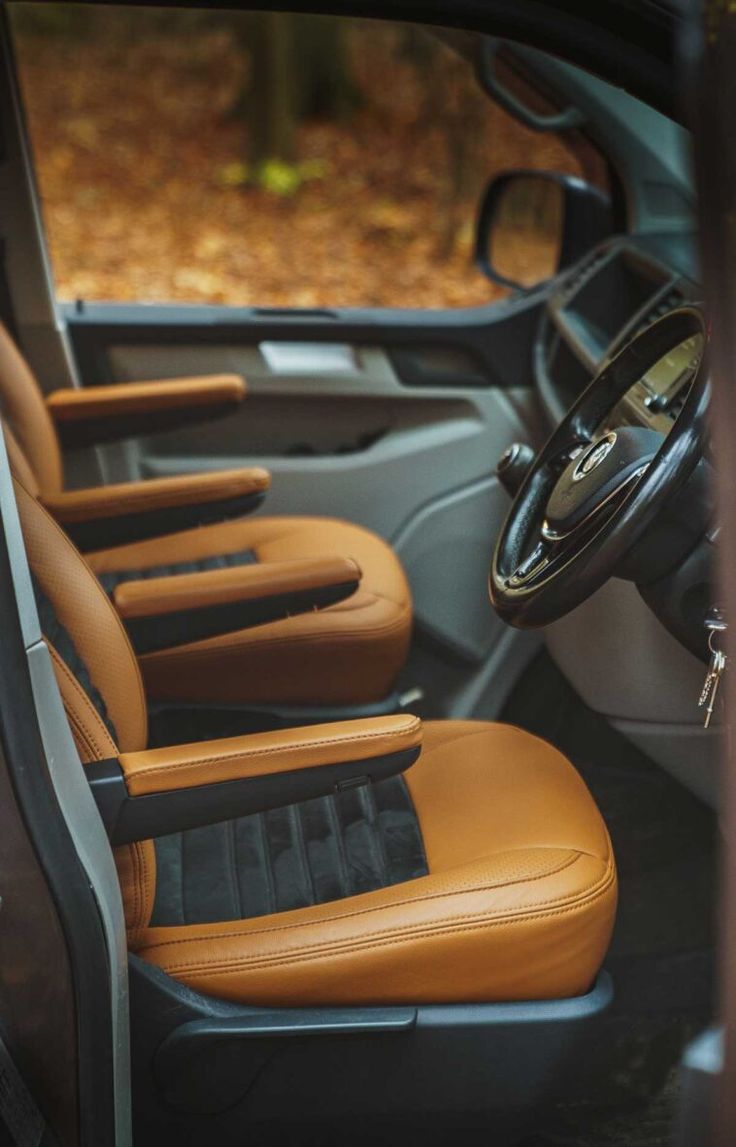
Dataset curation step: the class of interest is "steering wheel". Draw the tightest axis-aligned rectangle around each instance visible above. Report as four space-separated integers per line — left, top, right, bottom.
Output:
490 307 710 628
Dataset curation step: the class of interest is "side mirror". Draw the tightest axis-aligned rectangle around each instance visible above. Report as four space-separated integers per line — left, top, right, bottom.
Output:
475 170 614 290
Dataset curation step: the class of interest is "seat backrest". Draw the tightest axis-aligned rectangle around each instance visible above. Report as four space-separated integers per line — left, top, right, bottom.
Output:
0 324 63 495
13 472 147 759
12 469 156 943
4 423 41 494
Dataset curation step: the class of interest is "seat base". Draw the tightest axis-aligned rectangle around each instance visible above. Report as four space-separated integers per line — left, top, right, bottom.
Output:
130 954 613 1144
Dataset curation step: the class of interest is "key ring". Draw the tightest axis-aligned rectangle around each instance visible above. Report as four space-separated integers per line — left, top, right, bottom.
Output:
709 628 723 657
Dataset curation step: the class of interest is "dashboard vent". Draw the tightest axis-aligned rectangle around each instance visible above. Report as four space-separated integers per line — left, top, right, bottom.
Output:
636 286 685 334
559 247 611 305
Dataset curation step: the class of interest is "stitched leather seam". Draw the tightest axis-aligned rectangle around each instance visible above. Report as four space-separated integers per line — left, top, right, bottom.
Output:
418 726 557 765
50 382 244 417
142 607 412 662
21 480 149 736
321 581 408 611
319 594 385 613
52 654 102 760
150 599 411 645
56 674 104 758
157 867 617 977
116 567 362 613
65 705 98 762
128 717 422 781
136 843 147 935
53 394 242 416
130 844 142 943
140 850 587 954
120 842 141 945
419 725 598 779
55 479 268 519
413 728 612 866
134 842 144 934
246 521 379 550
51 646 116 759
138 840 152 936
91 534 261 568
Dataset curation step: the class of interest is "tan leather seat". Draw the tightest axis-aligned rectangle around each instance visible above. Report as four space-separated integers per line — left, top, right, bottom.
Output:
135 721 616 1005
0 323 412 706
15 472 617 1006
86 515 412 706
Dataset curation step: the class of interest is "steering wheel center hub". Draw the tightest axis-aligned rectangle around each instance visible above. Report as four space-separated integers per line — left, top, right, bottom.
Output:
572 432 618 481
543 426 662 541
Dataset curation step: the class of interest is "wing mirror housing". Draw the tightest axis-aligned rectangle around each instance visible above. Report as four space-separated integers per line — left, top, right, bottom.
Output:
475 169 614 290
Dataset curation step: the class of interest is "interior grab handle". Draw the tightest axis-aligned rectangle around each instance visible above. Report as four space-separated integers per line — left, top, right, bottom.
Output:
475 39 586 133
259 342 360 376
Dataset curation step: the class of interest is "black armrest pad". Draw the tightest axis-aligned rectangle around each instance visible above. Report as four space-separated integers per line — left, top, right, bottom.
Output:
87 746 420 844
68 491 265 551
114 557 362 652
43 468 270 550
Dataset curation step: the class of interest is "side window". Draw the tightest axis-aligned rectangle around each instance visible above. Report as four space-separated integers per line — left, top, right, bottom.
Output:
10 6 610 310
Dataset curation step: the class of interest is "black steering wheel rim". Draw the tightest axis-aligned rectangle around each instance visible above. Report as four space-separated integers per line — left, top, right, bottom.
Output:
490 306 710 628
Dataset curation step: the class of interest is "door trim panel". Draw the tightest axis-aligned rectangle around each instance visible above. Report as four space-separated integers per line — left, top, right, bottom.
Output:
61 294 545 396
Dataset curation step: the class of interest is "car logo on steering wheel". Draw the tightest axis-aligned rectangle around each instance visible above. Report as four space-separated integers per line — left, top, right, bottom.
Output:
572 432 617 482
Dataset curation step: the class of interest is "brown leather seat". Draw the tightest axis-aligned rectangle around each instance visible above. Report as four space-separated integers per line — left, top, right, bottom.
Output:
87 515 412 707
15 472 617 1006
0 324 412 706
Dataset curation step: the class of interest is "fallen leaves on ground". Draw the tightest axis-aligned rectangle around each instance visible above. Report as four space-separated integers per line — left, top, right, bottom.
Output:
12 15 597 310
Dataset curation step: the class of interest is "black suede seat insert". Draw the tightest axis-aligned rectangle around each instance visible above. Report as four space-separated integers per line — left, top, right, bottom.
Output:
97 548 258 595
151 775 428 926
33 577 119 742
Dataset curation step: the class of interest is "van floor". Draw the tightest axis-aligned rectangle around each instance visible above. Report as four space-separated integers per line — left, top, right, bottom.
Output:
503 652 717 1147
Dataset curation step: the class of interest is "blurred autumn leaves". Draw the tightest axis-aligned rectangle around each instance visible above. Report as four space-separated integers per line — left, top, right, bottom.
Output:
11 6 594 309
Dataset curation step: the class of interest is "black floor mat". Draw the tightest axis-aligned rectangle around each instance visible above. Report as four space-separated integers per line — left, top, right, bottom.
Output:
502 652 717 1147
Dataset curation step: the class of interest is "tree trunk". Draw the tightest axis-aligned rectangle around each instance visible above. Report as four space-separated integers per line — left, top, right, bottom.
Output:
229 13 358 171
247 11 296 168
294 15 359 121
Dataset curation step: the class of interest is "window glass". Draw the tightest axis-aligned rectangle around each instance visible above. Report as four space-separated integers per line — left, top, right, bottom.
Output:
11 6 609 308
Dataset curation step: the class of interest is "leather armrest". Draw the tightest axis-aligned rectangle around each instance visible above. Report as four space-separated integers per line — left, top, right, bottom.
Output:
41 468 270 551
114 556 362 652
46 375 246 448
87 715 422 843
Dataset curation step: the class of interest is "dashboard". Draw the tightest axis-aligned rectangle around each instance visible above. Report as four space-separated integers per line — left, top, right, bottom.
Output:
535 238 701 426
531 238 710 665
533 237 721 806
531 236 714 659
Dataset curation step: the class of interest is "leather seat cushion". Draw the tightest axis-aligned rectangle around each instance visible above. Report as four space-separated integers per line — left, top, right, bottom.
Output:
134 721 617 1006
87 516 412 706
